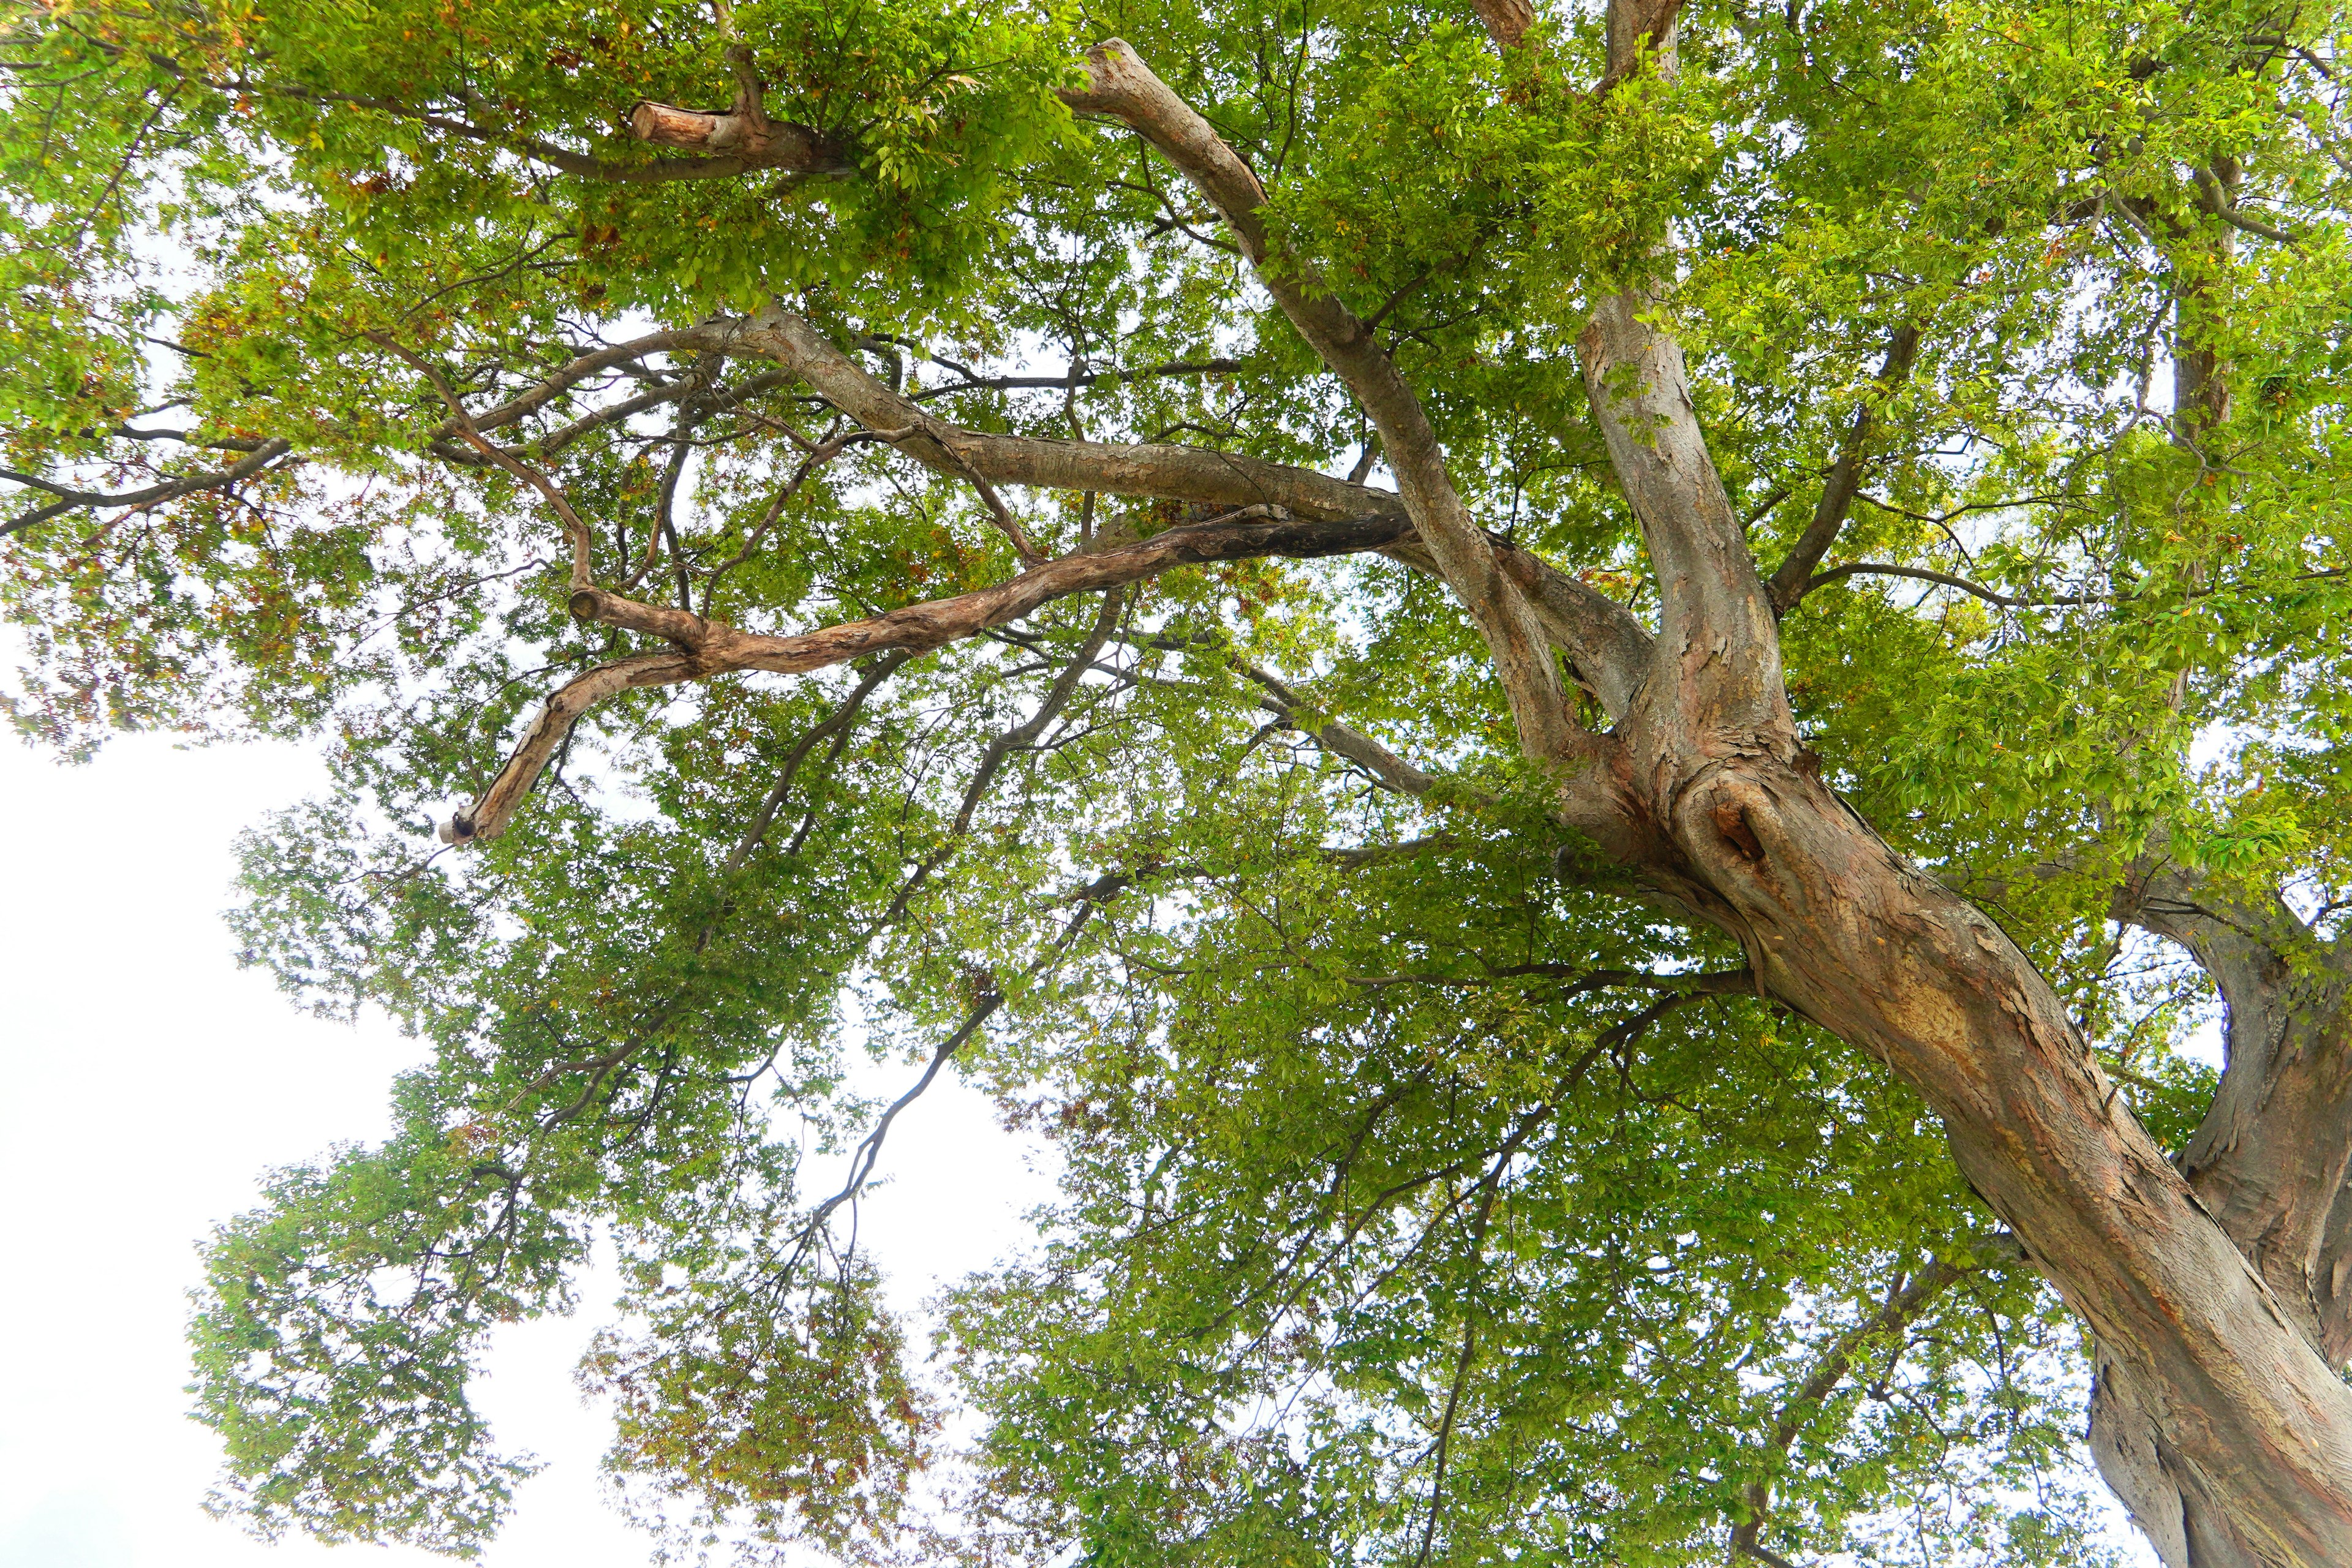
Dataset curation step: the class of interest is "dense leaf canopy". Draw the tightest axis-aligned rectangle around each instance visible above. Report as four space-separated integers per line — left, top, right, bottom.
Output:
7 0 2352 1562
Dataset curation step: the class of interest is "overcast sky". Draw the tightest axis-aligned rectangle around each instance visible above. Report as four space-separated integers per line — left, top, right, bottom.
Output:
0 730 1050 1568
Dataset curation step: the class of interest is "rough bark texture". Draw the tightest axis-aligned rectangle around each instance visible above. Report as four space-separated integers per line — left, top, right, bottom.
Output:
2084 855 2352 1567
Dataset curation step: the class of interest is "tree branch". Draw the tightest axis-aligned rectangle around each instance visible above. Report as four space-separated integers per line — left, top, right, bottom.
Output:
1577 0 1789 745
1058 40 1585 767
369 333 596 590
439 508 1411 843
1730 1234 2024 1559
1765 325 1922 614
720 304 1654 718
1237 661 1445 797
2 438 296 538
1799 561 2100 609
2116 854 2352 1361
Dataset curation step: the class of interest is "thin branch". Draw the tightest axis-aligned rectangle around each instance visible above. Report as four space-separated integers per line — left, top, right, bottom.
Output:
906 357 1246 401
720 651 912 876
1729 1234 2024 1561
368 333 595 590
1799 562 2101 609
2 439 296 538
1765 324 1921 614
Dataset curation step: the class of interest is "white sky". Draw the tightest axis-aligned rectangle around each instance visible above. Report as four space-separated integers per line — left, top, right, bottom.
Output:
0 731 1051 1568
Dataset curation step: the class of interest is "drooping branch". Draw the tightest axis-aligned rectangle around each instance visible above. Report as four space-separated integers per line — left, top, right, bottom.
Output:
440 507 1409 843
720 650 913 878
440 650 698 843
876 588 1129 927
369 333 595 591
1058 40 1585 767
1798 561 2101 609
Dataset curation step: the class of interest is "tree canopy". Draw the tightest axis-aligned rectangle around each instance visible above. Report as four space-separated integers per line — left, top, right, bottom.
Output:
8 0 2352 1562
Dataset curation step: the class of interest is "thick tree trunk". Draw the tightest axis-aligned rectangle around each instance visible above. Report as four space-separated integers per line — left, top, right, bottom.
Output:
2083 861 2352 1566
1617 746 2352 1565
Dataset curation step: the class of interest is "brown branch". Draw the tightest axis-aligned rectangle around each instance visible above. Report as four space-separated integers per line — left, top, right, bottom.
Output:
439 650 696 843
181 67 853 184
723 304 1654 718
1237 661 1445 797
907 356 1246 400
368 333 596 590
2 438 296 538
1594 0 1686 96
440 329 721 440
621 43 845 177
439 508 1411 843
2190 166 2300 245
1800 561 2100 609
2115 852 2352 1361
1577 0 1789 744
1468 0 1536 51
1765 325 1922 614
1058 40 1585 768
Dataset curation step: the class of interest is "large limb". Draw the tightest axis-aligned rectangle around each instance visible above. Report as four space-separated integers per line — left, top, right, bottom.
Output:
1661 758 2352 1566
2122 861 2352 1359
442 508 1409 842
1059 42 1583 767
2088 858 2352 1568
1575 2 1789 752
717 305 1654 719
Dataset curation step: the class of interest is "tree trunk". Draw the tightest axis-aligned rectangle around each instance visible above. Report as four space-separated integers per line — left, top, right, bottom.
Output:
2082 861 2352 1566
1586 729 2352 1565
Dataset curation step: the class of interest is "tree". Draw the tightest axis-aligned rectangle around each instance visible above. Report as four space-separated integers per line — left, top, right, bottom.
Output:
6 0 2352 1560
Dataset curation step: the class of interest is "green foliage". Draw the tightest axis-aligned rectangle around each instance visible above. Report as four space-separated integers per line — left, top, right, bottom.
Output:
10 0 2352 1561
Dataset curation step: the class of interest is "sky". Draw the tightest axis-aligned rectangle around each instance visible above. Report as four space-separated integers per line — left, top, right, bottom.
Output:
0 730 1052 1568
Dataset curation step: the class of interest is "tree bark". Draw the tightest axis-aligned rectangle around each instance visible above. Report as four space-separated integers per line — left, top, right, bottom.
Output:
2084 856 2352 1566
1623 745 2352 1566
